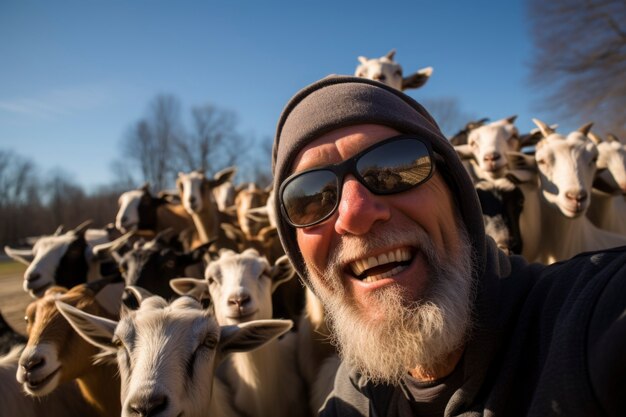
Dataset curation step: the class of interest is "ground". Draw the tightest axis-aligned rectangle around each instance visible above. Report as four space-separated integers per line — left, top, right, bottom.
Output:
0 260 32 335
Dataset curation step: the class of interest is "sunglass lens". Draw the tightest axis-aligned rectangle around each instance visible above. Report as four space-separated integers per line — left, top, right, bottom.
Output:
282 170 338 226
357 139 432 193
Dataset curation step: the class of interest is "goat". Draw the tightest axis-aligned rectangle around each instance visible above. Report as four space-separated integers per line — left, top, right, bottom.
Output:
4 221 119 300
171 249 310 417
454 116 520 182
176 169 240 251
115 184 201 250
16 278 123 417
234 182 271 240
355 49 433 91
56 286 292 417
587 132 626 235
109 230 208 306
0 345 93 417
212 166 238 211
506 120 626 264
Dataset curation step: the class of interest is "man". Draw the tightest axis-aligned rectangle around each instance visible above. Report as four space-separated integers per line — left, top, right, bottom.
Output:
271 75 626 416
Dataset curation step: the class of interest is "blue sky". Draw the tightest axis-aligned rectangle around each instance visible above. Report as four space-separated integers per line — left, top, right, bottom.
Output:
1 0 551 191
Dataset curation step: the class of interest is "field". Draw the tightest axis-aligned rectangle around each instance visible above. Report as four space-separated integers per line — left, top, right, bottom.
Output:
0 260 32 335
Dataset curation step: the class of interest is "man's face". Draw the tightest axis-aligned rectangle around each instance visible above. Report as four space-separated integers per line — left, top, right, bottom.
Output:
289 124 475 383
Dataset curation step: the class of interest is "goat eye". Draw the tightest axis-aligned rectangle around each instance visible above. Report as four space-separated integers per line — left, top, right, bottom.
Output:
202 335 218 350
112 336 125 349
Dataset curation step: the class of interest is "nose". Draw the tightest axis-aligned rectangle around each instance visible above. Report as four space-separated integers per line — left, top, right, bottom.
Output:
21 355 45 373
26 271 41 283
334 177 390 235
128 393 169 417
228 293 251 309
565 190 588 203
483 152 501 162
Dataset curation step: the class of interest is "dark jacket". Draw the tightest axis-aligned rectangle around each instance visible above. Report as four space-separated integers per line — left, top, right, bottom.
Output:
319 241 626 417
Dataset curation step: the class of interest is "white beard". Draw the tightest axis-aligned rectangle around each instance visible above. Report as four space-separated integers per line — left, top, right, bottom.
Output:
306 220 476 385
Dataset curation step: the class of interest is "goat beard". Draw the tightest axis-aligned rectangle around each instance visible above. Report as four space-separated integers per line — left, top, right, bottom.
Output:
306 221 476 385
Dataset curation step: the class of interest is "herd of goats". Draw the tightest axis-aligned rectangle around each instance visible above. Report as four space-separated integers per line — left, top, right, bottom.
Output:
0 50 625 417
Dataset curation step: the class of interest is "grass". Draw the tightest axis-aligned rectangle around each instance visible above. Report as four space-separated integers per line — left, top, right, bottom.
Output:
0 260 26 277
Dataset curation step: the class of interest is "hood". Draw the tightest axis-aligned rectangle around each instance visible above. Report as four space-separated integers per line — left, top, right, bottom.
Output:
272 75 486 290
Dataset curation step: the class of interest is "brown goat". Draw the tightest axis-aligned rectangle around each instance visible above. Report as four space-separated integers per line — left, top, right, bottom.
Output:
16 281 122 417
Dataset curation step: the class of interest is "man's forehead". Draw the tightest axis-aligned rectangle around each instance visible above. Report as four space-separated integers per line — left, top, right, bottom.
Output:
291 124 400 174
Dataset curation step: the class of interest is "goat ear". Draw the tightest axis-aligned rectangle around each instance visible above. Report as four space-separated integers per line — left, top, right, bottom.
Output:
454 144 474 160
170 277 209 299
55 300 117 353
505 115 518 124
3 245 34 265
385 49 396 61
218 319 293 357
401 67 433 90
53 225 64 236
357 56 368 65
270 255 296 292
213 166 237 183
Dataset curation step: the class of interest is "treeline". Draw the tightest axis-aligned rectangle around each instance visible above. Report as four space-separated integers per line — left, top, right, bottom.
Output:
0 94 274 247
0 149 123 246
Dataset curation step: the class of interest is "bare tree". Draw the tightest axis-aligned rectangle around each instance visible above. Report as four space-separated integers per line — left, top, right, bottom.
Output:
176 104 241 174
121 94 183 191
0 149 39 206
528 0 626 137
420 97 477 138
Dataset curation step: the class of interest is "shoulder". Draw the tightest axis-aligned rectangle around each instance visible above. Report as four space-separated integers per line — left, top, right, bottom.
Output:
319 361 370 417
318 361 398 417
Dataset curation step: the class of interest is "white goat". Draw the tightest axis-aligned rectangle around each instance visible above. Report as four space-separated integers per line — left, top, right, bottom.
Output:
0 345 93 417
355 49 433 91
454 116 520 182
171 249 310 417
507 120 626 264
56 287 291 417
587 132 626 235
3 221 115 299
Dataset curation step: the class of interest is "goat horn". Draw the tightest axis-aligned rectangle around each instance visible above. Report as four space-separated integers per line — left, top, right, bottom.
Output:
92 231 135 256
73 220 93 235
357 56 368 64
125 285 154 307
53 225 64 236
385 49 396 61
577 122 593 136
531 118 555 138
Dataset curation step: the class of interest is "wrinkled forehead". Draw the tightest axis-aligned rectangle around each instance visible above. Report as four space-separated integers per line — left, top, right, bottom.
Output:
290 124 401 175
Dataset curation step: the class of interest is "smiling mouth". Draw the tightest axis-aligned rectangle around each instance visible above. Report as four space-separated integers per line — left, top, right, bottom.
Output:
349 248 414 283
25 367 61 391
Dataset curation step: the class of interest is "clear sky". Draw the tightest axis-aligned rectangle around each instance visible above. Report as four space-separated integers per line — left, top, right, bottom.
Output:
1 0 552 191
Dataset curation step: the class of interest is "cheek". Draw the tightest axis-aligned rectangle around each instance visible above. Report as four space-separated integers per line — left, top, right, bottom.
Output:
296 227 333 275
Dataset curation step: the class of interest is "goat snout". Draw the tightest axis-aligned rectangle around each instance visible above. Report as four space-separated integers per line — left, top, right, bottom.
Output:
228 294 251 309
128 393 169 417
483 152 501 162
21 355 45 373
565 190 588 203
26 271 41 282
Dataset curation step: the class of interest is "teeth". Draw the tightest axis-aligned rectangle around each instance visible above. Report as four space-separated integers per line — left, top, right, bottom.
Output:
349 248 411 277
362 265 409 283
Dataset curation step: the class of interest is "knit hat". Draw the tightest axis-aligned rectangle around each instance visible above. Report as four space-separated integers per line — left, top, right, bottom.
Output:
272 75 486 288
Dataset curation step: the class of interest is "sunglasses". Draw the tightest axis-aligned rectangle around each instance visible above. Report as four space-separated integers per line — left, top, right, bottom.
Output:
279 135 435 228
